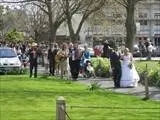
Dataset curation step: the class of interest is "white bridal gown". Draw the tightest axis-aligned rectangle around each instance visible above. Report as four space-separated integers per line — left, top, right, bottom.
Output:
120 55 140 87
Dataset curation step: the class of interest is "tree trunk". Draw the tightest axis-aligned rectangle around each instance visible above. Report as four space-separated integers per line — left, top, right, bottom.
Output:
48 12 55 44
125 3 136 52
66 16 77 42
47 0 56 44
34 29 39 42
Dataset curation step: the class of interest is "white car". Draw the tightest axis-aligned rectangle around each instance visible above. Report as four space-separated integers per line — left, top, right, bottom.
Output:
0 47 22 73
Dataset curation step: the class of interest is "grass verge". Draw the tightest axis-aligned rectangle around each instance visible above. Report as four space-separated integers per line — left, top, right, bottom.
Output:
0 75 160 120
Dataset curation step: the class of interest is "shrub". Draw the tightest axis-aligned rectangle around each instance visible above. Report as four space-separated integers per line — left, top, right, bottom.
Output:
5 28 24 42
88 80 101 91
91 57 110 77
135 61 160 88
148 70 160 87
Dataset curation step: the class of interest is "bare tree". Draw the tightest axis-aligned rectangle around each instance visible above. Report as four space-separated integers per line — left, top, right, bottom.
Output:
1 0 66 44
116 0 143 51
25 5 48 42
60 0 106 42
0 5 29 39
28 0 66 44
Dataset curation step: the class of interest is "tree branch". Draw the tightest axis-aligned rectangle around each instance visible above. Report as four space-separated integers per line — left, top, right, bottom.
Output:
32 2 49 15
116 0 128 8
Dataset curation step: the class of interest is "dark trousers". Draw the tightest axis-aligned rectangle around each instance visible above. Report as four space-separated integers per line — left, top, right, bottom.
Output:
112 66 121 88
30 62 37 78
70 59 80 80
49 61 56 75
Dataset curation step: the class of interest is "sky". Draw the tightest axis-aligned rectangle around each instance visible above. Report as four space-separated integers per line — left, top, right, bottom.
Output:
0 0 23 10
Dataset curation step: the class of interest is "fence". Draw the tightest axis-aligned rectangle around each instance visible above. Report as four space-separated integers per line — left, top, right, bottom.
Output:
56 96 160 120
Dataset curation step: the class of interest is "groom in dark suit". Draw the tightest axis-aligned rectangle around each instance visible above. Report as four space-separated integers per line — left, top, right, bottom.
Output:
109 48 122 88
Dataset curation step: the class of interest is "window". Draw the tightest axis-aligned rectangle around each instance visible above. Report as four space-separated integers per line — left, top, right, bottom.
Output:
155 21 160 26
154 37 160 46
154 13 160 19
139 13 147 18
0 49 17 58
139 20 148 25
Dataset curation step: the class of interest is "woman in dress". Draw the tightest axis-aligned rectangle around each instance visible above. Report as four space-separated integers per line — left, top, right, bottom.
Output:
57 43 68 78
120 48 140 87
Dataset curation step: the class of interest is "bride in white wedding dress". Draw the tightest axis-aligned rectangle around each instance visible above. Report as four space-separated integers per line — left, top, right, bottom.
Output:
120 48 140 87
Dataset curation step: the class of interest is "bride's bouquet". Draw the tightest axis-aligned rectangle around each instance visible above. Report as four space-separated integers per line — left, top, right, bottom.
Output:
128 62 133 69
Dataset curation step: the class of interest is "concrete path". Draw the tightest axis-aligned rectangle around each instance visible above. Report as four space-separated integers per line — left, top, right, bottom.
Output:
77 78 160 101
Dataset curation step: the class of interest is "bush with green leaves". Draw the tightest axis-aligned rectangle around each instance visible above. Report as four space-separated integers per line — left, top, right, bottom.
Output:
4 28 24 42
91 58 160 87
91 57 110 77
135 61 160 88
88 80 101 91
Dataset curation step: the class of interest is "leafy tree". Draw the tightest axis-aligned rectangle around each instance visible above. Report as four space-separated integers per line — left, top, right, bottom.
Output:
5 28 24 42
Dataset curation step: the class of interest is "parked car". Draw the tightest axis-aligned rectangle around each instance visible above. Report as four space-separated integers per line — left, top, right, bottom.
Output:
0 47 22 73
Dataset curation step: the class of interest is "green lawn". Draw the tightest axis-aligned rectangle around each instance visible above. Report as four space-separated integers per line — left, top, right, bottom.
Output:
0 75 160 120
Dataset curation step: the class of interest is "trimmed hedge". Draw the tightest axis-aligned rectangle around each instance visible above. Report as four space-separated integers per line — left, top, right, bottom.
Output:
135 61 160 88
91 57 110 78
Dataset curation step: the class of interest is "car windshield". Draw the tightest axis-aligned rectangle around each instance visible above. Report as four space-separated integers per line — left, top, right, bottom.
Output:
0 48 17 58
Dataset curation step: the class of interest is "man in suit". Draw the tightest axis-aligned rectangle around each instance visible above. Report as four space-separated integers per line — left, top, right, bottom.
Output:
109 48 121 88
102 40 111 58
48 43 58 75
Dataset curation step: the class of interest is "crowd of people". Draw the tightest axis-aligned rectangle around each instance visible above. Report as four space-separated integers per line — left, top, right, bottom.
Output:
0 41 94 80
0 40 141 88
136 38 155 60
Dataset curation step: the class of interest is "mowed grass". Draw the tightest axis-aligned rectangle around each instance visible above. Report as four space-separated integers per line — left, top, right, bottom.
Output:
0 75 160 120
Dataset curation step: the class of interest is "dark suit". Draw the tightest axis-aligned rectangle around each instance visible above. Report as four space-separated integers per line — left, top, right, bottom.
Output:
69 48 81 80
48 48 58 75
110 51 121 88
102 43 110 58
28 48 38 78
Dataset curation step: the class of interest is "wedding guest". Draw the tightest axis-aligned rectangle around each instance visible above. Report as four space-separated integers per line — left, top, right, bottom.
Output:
28 43 38 78
69 43 81 80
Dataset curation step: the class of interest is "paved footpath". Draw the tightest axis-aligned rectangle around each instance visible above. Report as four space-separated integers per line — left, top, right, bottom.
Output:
77 78 160 101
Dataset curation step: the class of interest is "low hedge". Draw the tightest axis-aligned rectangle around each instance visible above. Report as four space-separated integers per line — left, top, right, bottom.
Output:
91 57 160 87
135 61 160 88
91 57 110 78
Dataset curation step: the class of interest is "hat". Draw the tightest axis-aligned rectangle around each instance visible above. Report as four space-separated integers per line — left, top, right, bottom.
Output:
32 42 37 47
104 40 108 44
